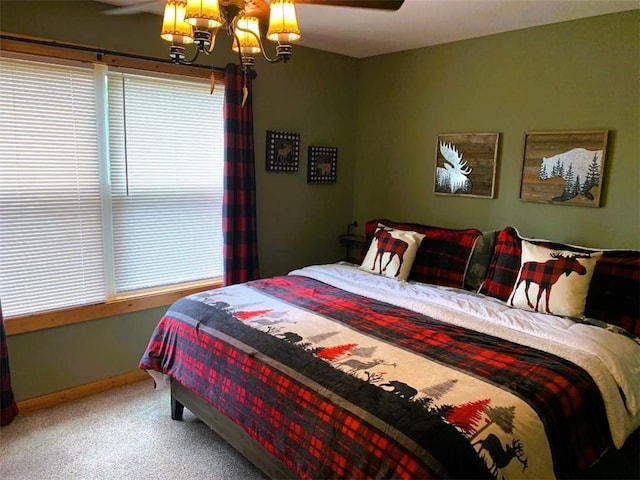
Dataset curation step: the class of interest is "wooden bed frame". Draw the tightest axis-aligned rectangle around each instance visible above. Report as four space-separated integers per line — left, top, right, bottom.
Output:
170 378 297 479
169 378 639 479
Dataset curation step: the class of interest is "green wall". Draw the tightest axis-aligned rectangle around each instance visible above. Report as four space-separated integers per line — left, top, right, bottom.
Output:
354 10 639 249
2 3 638 401
7 308 167 399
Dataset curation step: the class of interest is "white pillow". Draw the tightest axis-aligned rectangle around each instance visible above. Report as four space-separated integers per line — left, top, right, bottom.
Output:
508 240 602 317
360 225 425 281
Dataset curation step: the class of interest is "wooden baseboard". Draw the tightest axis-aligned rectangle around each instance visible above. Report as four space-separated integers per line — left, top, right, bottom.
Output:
17 370 151 415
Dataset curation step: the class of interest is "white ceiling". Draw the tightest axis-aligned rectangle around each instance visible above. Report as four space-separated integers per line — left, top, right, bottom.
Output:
100 0 640 58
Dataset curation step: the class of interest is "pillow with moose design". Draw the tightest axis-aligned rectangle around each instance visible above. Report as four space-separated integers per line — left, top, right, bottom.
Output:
360 219 482 288
360 225 425 281
508 240 602 317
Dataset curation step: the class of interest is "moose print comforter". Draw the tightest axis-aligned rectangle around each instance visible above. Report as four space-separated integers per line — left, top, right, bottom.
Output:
140 263 640 480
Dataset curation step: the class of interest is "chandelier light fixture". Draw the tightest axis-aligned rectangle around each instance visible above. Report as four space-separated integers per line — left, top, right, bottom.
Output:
160 0 301 71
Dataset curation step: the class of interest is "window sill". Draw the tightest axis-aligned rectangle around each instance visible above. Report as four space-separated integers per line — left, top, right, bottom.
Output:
4 279 223 336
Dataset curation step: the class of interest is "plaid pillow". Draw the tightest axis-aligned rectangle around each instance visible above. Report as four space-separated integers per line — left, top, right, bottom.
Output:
584 251 640 336
479 227 601 299
360 219 482 288
477 227 523 300
480 227 640 336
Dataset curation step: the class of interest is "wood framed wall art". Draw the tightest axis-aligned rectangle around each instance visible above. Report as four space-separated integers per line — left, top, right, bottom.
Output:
307 146 337 184
434 133 499 198
520 130 608 207
265 130 300 172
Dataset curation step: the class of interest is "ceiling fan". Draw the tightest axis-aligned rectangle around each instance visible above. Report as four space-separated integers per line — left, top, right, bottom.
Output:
103 1 405 17
102 0 404 72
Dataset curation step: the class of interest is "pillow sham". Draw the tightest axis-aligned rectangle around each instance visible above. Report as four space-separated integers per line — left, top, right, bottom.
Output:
360 219 482 288
509 240 601 317
479 227 600 301
360 225 424 281
480 226 640 336
584 250 640 336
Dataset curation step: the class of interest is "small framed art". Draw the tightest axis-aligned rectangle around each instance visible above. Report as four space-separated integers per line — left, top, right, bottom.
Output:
307 146 337 184
265 130 300 172
434 133 499 198
520 130 608 207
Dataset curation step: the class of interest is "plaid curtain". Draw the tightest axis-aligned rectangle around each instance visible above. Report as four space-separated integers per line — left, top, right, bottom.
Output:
1 299 18 426
223 64 260 285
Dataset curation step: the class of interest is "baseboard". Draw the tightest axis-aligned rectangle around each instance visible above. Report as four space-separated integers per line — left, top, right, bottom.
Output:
17 370 151 415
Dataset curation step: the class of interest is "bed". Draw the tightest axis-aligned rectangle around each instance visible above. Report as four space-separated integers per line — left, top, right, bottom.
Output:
140 220 640 479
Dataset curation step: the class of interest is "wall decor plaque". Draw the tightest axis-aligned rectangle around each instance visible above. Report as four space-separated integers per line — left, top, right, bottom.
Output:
266 130 300 172
434 133 499 198
520 130 608 207
307 146 337 184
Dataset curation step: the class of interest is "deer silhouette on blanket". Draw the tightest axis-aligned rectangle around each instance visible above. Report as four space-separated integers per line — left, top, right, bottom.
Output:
473 434 528 477
371 228 409 277
509 252 592 313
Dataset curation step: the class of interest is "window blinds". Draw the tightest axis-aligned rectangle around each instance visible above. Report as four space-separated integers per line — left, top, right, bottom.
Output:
0 57 105 316
107 72 224 293
0 56 225 317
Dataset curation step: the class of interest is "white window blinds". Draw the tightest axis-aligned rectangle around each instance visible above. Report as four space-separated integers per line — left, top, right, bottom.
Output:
107 71 224 293
0 56 105 316
0 55 225 318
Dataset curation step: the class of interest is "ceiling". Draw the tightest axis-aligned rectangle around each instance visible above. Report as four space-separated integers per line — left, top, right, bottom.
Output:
99 0 639 58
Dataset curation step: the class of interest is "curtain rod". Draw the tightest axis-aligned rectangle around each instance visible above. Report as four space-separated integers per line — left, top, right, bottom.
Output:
0 33 226 76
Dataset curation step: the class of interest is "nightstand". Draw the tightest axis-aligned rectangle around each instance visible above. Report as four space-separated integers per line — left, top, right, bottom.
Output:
338 234 365 263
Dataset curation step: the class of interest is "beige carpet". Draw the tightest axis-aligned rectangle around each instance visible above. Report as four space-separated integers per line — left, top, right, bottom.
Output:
0 380 268 480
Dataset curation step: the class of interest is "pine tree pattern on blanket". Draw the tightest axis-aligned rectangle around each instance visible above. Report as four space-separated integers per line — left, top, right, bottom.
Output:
140 275 612 479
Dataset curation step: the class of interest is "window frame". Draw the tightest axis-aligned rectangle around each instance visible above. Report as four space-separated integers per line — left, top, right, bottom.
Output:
1 34 225 336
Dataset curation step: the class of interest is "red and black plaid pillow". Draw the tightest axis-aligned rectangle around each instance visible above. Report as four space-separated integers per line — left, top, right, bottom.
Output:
584 251 640 336
477 227 524 300
480 227 640 336
360 219 482 289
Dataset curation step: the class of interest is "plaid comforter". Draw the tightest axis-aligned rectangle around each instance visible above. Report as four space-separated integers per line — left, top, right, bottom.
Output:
140 267 619 479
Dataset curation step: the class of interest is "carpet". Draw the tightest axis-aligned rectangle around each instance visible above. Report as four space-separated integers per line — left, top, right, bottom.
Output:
0 380 268 480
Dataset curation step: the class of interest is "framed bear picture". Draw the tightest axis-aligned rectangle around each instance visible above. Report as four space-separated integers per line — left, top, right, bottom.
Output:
519 130 608 207
307 146 337 184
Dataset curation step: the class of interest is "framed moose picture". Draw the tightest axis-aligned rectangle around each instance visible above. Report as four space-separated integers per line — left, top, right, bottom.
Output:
519 130 608 207
434 133 499 198
265 130 300 172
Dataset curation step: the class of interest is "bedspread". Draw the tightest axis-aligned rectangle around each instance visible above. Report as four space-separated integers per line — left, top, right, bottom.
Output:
140 264 640 479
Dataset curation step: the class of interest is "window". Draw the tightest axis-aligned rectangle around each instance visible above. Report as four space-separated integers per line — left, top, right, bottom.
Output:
0 55 225 318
